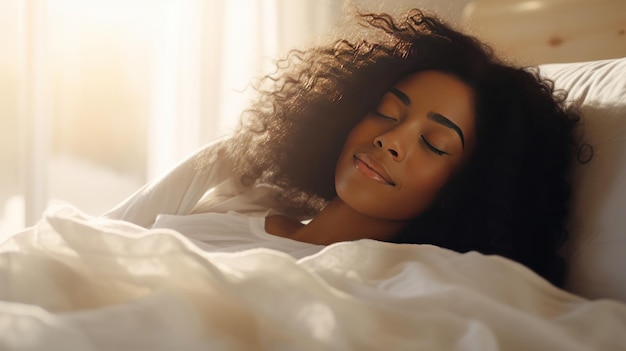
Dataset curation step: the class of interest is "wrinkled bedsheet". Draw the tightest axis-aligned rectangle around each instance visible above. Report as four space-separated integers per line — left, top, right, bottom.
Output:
1 203 625 351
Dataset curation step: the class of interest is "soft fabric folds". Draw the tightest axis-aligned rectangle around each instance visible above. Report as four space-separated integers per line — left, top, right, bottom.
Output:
1 203 625 351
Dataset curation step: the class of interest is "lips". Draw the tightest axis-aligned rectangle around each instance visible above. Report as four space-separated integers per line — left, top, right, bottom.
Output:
353 154 395 186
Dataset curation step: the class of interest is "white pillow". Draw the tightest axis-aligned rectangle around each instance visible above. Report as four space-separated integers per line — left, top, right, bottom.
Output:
539 57 626 302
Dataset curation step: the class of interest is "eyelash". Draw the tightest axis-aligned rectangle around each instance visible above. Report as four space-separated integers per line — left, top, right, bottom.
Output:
375 110 448 156
374 110 398 121
420 135 448 156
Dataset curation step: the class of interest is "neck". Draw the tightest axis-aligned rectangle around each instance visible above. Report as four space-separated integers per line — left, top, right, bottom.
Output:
290 197 408 245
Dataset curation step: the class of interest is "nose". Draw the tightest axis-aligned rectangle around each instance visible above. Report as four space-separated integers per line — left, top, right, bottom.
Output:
374 135 402 160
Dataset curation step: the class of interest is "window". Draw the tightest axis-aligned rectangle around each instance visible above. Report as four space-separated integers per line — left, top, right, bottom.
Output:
1 0 339 233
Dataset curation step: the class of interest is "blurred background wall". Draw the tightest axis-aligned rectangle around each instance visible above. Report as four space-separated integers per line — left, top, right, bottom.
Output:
1 0 624 234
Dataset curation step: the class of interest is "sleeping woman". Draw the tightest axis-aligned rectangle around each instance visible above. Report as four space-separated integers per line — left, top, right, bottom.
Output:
109 8 587 287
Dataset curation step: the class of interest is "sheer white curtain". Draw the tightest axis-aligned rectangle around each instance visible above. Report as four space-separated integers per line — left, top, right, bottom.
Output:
149 0 341 179
0 0 340 233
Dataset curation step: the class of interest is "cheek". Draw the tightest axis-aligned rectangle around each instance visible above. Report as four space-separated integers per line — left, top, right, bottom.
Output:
334 122 460 221
389 163 456 219
342 120 371 148
334 165 448 221
334 123 368 184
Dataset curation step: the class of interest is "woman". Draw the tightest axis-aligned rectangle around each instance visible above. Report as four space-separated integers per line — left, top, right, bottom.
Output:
112 8 585 287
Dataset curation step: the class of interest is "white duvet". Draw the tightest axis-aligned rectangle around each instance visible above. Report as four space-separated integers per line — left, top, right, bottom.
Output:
1 203 625 351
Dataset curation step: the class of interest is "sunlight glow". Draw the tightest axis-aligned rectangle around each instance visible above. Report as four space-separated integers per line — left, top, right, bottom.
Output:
512 1 545 12
3 0 332 227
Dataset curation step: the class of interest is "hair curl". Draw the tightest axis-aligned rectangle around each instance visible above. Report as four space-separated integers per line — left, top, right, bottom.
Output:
212 8 587 286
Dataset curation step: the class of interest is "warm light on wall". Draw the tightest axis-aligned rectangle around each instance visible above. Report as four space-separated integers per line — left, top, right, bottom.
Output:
462 0 626 65
1 0 339 232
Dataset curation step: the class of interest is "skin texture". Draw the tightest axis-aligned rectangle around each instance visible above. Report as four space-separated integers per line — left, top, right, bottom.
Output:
335 71 476 221
214 8 587 285
267 71 476 244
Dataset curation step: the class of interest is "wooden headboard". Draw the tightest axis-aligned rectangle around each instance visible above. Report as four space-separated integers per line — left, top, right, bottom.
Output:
461 0 626 65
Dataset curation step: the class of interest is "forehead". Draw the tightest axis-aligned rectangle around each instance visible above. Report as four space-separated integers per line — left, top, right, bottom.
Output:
393 70 475 105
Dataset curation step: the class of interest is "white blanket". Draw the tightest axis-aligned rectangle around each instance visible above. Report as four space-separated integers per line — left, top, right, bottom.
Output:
2 203 625 351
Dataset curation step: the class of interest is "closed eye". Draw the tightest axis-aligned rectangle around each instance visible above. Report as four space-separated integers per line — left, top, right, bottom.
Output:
420 135 450 156
374 110 398 121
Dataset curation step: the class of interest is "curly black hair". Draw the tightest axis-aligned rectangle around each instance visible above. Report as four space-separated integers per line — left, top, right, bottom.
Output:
211 8 587 286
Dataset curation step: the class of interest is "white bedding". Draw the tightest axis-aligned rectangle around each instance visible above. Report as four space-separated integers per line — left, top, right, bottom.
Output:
2 203 625 350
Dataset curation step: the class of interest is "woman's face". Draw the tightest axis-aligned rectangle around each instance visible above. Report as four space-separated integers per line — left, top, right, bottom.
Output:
335 70 477 221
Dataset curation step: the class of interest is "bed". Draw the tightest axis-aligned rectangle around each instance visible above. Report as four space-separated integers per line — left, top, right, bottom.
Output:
1 57 626 350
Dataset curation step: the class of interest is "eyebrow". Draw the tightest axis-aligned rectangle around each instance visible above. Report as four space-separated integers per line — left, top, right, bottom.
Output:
428 112 465 148
389 88 411 105
389 87 466 148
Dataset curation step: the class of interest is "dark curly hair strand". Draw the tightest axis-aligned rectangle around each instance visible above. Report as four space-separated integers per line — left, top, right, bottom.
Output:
209 8 586 287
